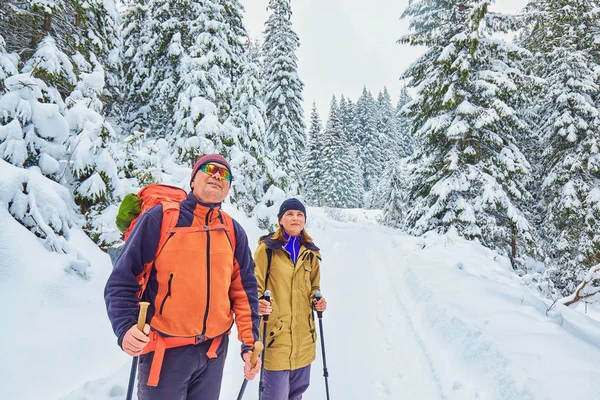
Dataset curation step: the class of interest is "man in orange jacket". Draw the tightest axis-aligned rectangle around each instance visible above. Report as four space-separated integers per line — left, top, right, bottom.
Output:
105 154 261 399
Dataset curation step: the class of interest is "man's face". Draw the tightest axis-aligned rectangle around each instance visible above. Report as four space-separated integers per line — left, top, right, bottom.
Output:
191 162 231 204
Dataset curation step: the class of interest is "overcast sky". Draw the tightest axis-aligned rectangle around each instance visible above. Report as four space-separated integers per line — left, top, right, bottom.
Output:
243 0 528 123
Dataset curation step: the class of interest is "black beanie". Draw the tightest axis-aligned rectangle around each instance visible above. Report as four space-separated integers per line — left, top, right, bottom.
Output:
277 198 306 220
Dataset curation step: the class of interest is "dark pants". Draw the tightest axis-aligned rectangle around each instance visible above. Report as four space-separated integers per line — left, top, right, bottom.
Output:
137 335 228 400
263 365 311 400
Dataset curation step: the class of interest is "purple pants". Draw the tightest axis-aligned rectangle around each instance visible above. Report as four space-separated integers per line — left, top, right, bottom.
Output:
137 335 228 400
262 365 311 400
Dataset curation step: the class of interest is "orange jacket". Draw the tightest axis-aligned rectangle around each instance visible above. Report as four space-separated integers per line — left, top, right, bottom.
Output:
105 192 259 354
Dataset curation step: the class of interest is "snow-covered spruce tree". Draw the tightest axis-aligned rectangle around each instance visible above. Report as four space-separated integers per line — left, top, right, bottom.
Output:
229 38 271 215
73 0 122 115
120 0 182 139
220 0 248 88
0 71 90 275
381 157 411 228
263 0 305 194
0 36 19 92
355 87 382 194
1 0 122 106
399 0 535 259
396 86 415 157
370 87 398 209
338 95 357 147
520 0 600 295
0 159 91 277
1 1 122 247
171 0 238 165
321 96 363 208
376 86 397 160
63 59 120 247
124 133 173 186
302 102 325 206
6 37 72 179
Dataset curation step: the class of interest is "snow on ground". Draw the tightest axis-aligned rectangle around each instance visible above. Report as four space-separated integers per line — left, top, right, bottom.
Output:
2 205 600 399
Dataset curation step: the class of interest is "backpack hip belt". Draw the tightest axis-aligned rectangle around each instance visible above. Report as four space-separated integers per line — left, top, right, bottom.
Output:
141 331 223 387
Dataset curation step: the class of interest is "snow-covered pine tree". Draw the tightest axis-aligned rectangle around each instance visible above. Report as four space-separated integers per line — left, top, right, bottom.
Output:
321 96 363 208
63 59 120 247
302 102 324 206
355 87 381 194
376 86 396 159
0 158 91 277
381 157 411 228
171 0 237 165
229 38 270 215
338 95 365 208
399 0 535 258
338 95 357 147
14 36 72 178
74 0 122 116
120 0 181 139
396 86 414 157
371 87 397 209
0 36 19 92
0 69 90 275
520 0 600 295
1 0 121 105
263 0 305 194
220 0 247 89
1 1 122 247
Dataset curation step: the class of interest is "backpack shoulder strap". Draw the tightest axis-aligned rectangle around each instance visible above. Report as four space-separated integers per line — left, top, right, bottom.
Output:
218 210 236 252
264 247 273 293
138 201 180 297
155 201 180 258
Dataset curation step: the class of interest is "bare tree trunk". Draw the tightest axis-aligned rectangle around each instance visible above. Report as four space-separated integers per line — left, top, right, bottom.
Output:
511 235 517 259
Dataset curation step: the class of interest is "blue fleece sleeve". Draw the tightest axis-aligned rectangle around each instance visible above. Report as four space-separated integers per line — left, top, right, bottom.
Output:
104 205 162 348
232 219 260 356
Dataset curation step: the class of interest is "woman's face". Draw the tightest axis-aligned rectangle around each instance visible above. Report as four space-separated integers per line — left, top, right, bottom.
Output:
280 210 306 237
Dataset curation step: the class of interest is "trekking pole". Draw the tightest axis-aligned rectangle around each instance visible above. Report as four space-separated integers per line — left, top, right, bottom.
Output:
125 301 150 400
314 291 331 400
236 341 264 400
258 290 271 400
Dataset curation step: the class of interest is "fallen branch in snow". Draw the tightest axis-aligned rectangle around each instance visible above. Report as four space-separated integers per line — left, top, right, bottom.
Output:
562 264 600 307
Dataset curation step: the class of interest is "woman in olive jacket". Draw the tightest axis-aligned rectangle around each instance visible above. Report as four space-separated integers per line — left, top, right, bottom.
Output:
254 198 327 400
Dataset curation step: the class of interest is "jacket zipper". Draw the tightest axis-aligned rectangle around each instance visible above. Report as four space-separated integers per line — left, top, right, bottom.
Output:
159 273 174 315
201 207 213 336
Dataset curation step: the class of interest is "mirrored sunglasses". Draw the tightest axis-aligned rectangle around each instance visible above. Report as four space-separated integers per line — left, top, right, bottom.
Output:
200 163 232 181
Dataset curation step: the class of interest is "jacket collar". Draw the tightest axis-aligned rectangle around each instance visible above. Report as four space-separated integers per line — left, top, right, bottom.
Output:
182 192 222 222
260 233 319 251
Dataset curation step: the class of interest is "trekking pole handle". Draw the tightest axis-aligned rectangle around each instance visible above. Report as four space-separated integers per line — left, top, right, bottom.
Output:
250 341 264 367
263 290 271 322
314 291 323 318
137 302 150 331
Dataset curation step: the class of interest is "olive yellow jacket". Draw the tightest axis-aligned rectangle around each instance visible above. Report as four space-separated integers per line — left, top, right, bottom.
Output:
254 234 321 371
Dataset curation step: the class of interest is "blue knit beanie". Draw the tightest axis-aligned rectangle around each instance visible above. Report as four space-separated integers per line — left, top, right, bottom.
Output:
277 198 306 220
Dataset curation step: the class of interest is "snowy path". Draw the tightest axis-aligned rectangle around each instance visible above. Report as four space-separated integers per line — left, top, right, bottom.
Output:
313 221 446 399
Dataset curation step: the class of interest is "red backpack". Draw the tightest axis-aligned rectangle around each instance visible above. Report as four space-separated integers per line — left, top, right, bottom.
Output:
122 184 187 241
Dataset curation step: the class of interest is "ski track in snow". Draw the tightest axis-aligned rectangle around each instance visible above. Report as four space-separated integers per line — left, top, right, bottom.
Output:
321 218 534 399
317 218 446 399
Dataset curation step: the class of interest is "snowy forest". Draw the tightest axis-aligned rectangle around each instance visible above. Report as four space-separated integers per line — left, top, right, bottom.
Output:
1 0 600 307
